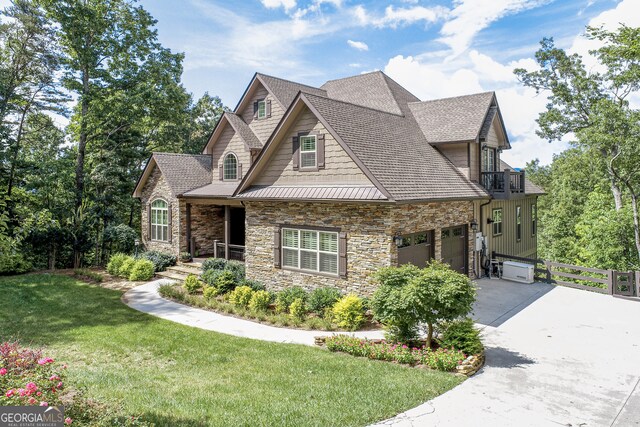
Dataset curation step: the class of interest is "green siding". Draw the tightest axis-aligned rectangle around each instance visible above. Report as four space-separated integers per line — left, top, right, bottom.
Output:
483 196 538 259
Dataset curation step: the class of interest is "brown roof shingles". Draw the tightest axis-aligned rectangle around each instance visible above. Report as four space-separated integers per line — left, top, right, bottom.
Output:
257 73 327 110
152 153 212 197
225 112 262 148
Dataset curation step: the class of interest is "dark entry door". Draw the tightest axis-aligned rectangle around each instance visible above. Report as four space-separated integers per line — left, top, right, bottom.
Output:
229 207 245 246
398 231 435 268
441 225 467 274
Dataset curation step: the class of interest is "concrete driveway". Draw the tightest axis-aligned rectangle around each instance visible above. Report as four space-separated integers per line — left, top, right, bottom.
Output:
373 279 640 427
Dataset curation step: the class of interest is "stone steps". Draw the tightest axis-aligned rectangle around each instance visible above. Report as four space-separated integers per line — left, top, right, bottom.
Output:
169 264 203 275
156 270 189 282
156 262 203 282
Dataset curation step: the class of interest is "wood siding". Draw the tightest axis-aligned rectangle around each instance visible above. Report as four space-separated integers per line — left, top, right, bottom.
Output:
254 106 373 186
241 84 284 143
438 143 469 179
211 125 251 182
469 142 479 182
483 196 537 259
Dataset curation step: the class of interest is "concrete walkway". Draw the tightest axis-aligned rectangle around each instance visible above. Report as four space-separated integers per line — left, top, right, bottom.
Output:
372 279 640 427
123 279 384 346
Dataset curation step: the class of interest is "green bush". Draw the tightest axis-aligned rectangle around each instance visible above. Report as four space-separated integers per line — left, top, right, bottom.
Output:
308 287 341 316
241 279 266 292
129 259 155 281
214 270 237 294
225 260 245 281
228 285 254 308
420 348 467 371
139 250 176 272
0 252 32 275
202 258 227 272
203 285 218 300
275 286 308 313
118 257 136 278
201 268 223 286
183 274 203 294
438 317 483 355
289 297 307 321
179 251 192 262
332 294 365 331
106 253 129 275
249 290 272 312
103 223 138 254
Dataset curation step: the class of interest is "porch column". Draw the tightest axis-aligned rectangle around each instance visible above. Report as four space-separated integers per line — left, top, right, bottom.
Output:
186 203 192 255
224 205 230 260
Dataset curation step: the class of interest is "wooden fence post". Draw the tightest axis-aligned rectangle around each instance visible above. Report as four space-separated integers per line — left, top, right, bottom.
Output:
213 239 219 259
607 270 614 295
636 272 640 297
544 260 552 283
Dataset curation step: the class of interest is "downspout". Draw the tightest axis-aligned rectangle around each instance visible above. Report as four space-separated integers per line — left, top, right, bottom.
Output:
478 198 492 277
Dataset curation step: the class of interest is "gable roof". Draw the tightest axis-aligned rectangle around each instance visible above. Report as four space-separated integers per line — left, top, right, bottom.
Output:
408 92 496 143
321 71 419 116
225 112 262 149
133 153 212 198
237 91 489 202
257 73 327 110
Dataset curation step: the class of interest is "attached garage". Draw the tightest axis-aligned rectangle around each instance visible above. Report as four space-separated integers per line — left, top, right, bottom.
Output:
440 225 468 274
397 230 435 268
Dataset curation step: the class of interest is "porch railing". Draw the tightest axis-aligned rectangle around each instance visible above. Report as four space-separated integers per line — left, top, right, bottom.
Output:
481 170 525 199
213 240 245 261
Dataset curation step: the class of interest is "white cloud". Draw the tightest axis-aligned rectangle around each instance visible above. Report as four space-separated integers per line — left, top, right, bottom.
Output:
347 39 368 51
261 0 296 11
439 0 549 58
354 4 449 29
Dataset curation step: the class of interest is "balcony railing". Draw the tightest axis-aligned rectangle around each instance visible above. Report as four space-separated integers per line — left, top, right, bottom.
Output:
213 240 245 261
481 169 525 199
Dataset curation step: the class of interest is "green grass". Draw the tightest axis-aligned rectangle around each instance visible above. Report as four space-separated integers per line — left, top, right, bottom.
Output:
0 274 463 426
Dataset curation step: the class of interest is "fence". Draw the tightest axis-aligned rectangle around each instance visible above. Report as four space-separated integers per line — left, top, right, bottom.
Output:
492 251 639 298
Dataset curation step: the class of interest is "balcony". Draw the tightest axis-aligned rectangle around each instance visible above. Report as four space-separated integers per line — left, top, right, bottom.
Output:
481 169 525 199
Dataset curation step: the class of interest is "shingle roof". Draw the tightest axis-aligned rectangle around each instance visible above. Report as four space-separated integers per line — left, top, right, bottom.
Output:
182 181 238 198
408 92 495 143
479 106 497 140
301 92 489 201
240 185 387 201
225 112 262 148
500 160 545 195
257 73 327 110
152 153 212 196
321 71 419 116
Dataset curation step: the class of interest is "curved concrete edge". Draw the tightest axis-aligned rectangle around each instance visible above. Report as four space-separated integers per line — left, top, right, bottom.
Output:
123 279 385 346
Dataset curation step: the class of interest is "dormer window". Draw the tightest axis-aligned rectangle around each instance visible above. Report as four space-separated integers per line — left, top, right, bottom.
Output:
254 98 270 120
257 99 266 119
223 153 238 180
300 134 317 168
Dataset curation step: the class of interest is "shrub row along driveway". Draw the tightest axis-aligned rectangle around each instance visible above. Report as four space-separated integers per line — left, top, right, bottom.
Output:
375 279 640 426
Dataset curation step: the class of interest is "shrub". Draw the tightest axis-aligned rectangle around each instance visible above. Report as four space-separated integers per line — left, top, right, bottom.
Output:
139 250 176 272
0 253 32 275
438 317 483 355
202 258 227 272
183 274 203 294
179 251 192 262
372 261 476 346
275 286 308 313
129 259 155 281
225 260 245 281
249 290 272 312
308 287 341 316
241 279 266 292
203 285 218 300
214 270 237 294
103 223 138 254
332 294 365 330
420 347 466 371
228 285 254 308
118 256 136 278
289 297 307 321
201 268 223 286
106 253 129 275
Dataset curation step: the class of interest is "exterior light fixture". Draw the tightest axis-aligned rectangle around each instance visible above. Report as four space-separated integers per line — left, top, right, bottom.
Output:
393 234 403 247
470 219 478 231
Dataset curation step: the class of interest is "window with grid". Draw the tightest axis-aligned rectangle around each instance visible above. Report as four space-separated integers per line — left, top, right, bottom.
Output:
516 206 522 241
223 153 238 180
492 208 503 236
300 135 317 168
282 228 338 275
257 100 266 119
151 199 168 241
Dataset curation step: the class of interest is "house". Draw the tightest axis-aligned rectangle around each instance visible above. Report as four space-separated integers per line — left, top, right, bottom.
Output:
133 71 544 294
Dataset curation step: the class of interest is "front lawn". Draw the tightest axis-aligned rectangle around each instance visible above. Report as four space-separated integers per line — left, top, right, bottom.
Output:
0 274 463 426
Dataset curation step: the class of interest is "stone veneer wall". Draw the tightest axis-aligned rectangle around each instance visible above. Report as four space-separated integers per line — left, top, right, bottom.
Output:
140 166 181 254
244 200 474 296
179 203 224 255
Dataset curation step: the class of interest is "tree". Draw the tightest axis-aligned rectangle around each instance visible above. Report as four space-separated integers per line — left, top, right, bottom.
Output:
183 93 228 154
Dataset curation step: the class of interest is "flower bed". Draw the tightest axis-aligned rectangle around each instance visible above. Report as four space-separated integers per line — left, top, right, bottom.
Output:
323 335 467 372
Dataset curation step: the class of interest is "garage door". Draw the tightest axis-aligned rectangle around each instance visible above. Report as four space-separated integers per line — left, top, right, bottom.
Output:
441 225 467 274
398 231 434 268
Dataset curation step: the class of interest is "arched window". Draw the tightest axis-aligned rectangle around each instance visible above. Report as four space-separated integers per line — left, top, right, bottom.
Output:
150 199 169 241
223 153 238 180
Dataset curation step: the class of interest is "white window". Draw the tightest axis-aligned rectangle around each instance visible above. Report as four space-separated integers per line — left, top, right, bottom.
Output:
282 228 338 275
300 135 317 168
151 199 169 241
492 208 503 236
257 100 266 119
223 153 238 180
516 206 522 241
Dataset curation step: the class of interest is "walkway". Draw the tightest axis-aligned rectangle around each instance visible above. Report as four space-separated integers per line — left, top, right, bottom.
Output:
123 279 384 346
372 278 640 427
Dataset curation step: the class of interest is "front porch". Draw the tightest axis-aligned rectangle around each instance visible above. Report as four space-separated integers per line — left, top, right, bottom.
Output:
182 199 245 261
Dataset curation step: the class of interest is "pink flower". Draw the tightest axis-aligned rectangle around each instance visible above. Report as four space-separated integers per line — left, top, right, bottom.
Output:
57 382 63 389
18 388 27 397
36 391 42 396
5 389 15 398
0 368 7 375
49 375 60 381
64 417 72 425
27 396 37 404
37 357 54 365
25 382 37 392
40 401 48 407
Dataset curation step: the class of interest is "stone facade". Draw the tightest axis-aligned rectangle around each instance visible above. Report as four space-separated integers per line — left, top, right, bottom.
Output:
140 166 181 254
244 200 474 296
179 203 224 255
